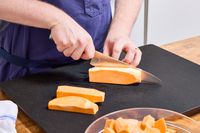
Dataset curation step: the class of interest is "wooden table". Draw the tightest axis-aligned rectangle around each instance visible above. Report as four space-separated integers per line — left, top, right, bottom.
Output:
0 36 200 132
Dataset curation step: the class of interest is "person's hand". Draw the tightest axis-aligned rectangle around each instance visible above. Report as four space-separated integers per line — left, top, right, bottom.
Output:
50 17 95 60
103 35 142 66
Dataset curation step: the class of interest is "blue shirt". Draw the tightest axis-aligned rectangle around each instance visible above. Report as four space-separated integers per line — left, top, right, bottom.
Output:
0 0 111 81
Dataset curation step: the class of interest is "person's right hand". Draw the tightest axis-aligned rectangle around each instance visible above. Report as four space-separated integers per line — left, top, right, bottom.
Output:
50 17 95 60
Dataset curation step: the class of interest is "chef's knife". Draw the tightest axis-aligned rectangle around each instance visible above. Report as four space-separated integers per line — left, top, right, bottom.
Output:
90 51 161 84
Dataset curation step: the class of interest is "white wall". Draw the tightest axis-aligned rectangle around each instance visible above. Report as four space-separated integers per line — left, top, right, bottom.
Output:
147 0 200 45
111 0 144 47
111 0 200 46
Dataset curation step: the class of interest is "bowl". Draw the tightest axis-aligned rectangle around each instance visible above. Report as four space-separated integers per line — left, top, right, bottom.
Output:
85 108 200 133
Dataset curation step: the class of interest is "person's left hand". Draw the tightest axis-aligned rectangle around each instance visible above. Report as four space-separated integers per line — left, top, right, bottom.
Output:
103 35 142 67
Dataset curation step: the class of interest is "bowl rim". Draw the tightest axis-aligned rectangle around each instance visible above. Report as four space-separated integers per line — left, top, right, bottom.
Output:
85 107 198 133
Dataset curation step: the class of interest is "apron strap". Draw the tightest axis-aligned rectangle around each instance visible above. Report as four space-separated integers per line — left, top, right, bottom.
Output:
0 48 71 68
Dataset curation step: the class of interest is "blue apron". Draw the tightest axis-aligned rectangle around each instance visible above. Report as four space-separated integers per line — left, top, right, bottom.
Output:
0 0 111 81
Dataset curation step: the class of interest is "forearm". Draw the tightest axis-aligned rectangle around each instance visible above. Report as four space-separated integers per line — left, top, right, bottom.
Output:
0 0 70 29
109 0 143 36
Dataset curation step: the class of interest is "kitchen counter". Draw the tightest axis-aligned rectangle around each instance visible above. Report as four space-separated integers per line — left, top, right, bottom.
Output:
0 36 200 133
161 36 200 65
160 36 200 124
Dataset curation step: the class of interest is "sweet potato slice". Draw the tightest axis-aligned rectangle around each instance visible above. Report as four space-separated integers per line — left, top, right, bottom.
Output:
57 85 105 103
48 96 98 115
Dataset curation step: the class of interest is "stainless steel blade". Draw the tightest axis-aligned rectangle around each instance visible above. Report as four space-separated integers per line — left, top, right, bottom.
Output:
91 51 130 68
139 69 162 84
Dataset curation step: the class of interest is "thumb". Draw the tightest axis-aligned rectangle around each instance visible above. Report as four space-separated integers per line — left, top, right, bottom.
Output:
81 42 95 60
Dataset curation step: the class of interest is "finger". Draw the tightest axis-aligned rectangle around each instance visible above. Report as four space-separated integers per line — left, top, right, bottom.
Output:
111 40 124 59
71 43 85 60
55 38 71 53
81 41 95 60
131 48 142 66
103 41 112 56
63 46 76 57
56 45 66 52
122 49 135 64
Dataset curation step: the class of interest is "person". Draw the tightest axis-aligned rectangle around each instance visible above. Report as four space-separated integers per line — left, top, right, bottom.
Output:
0 0 142 82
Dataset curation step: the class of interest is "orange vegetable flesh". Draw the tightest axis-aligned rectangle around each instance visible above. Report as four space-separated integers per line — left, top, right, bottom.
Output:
104 119 116 129
89 67 141 85
154 118 167 133
114 118 131 133
48 96 98 115
142 115 155 129
56 85 105 103
114 117 139 133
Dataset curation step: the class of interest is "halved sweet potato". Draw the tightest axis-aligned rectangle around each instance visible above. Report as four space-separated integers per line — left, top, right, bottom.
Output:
89 67 141 85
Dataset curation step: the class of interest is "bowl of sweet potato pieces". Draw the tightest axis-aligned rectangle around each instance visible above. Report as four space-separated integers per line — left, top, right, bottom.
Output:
85 108 200 133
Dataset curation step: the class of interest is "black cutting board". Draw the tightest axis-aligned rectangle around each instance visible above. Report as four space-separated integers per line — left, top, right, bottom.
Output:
1 45 200 133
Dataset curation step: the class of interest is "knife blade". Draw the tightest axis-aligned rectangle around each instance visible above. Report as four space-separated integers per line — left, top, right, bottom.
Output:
90 51 161 84
90 51 130 68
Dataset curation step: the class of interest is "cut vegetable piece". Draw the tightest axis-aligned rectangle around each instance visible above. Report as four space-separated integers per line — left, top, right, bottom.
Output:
103 128 116 133
123 119 139 132
114 118 129 133
141 115 155 129
114 117 138 133
104 119 115 129
89 67 141 85
154 118 167 133
131 122 144 133
48 96 98 115
57 85 105 103
144 126 161 133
